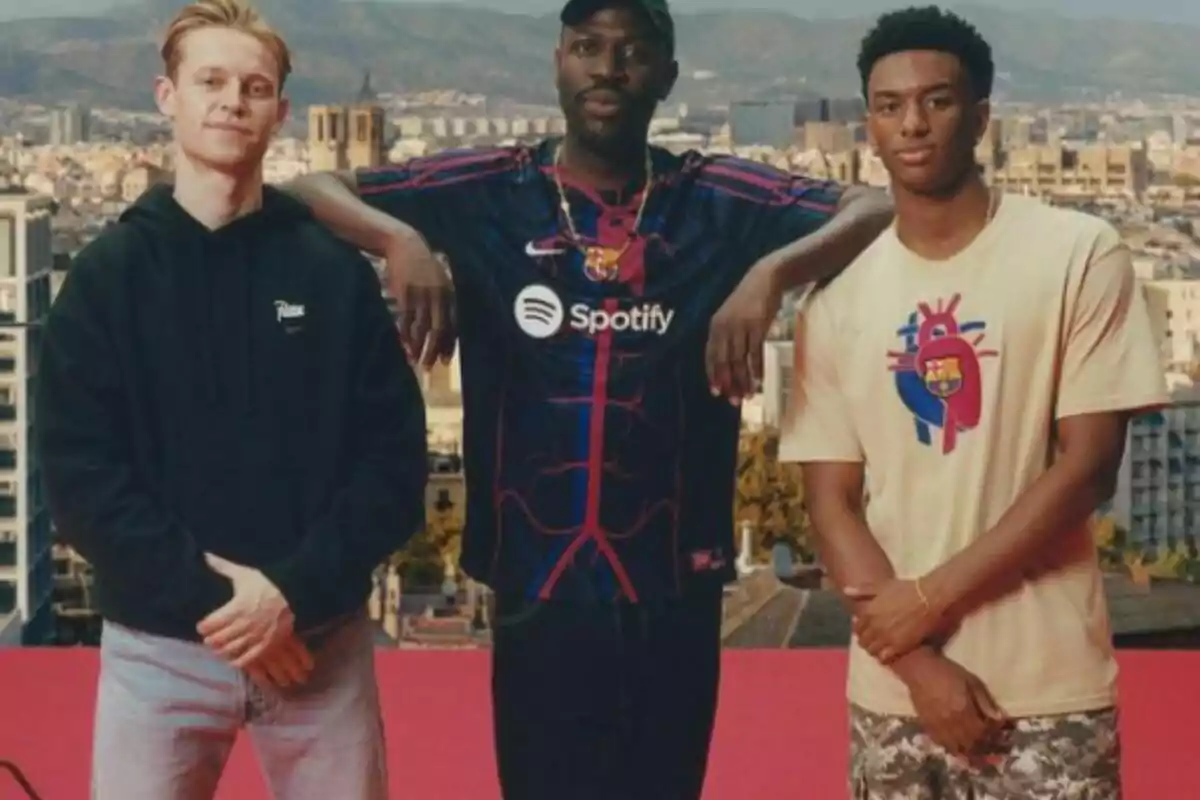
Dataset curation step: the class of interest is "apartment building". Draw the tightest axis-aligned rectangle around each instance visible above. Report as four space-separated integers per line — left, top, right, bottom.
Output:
1142 280 1200 371
0 189 55 646
1111 389 1200 550
983 144 1149 198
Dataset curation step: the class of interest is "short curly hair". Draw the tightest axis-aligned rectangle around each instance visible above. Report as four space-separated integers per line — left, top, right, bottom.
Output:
856 6 993 102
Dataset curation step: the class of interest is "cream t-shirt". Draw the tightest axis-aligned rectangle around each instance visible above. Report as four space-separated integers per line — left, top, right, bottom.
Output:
780 194 1168 718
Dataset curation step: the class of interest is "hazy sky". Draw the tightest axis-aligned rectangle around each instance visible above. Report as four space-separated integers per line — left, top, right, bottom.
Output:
0 0 1192 23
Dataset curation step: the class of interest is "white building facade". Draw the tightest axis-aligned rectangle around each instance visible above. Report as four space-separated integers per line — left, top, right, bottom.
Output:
0 190 56 645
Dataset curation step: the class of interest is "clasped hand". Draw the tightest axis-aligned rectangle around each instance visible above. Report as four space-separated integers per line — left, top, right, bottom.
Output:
847 579 1010 756
197 553 314 689
846 578 943 664
902 650 1008 756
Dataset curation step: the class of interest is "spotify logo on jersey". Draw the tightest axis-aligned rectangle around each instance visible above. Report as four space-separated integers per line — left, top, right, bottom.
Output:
513 284 565 339
513 283 675 339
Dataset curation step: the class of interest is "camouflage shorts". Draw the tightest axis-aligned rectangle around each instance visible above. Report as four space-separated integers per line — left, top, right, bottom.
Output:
849 704 1122 799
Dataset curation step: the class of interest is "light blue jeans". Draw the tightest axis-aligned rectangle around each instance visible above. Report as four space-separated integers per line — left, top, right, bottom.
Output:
91 614 388 799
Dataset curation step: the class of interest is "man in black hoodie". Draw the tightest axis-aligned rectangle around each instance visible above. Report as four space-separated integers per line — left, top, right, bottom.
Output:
35 2 425 798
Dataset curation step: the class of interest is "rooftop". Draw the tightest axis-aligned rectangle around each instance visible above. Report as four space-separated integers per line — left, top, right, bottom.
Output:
0 648 1194 798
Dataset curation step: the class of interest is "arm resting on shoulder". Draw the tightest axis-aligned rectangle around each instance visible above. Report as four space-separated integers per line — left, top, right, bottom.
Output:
762 185 893 294
281 170 427 258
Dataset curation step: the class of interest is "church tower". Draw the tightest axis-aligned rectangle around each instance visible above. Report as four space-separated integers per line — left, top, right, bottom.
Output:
347 70 386 170
306 69 387 172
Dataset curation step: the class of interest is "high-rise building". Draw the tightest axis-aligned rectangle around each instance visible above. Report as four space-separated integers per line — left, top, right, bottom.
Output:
1111 389 1200 552
48 105 91 146
728 101 795 148
0 189 56 646
308 70 388 172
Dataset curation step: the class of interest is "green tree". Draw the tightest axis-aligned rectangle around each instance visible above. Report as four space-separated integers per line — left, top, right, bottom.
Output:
391 490 464 586
734 427 812 560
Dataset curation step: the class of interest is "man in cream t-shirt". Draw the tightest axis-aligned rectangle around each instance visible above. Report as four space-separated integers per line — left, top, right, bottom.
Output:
782 7 1168 799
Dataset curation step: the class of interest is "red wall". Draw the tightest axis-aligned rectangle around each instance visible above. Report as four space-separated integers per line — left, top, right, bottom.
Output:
0 649 1196 798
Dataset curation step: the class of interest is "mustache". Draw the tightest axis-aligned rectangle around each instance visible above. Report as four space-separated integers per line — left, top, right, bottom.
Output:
576 85 628 103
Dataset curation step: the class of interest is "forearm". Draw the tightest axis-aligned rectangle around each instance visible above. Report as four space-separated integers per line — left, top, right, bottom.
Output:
922 460 1114 617
36 287 231 618
43 454 231 617
263 439 425 630
808 495 939 682
764 187 893 292
281 172 423 257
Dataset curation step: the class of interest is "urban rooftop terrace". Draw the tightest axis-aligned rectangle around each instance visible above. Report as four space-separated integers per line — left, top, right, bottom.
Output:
0 647 1196 798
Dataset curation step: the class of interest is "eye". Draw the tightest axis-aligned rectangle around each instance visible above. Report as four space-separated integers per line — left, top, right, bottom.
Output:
571 38 600 57
622 42 652 63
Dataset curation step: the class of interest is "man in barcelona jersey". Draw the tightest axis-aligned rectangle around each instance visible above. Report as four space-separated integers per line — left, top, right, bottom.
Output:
284 0 892 796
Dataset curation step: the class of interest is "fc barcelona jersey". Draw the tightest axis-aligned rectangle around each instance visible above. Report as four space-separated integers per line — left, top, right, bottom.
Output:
356 139 842 603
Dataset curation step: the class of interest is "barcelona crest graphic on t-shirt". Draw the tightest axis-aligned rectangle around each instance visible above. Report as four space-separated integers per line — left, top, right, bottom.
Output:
886 294 997 454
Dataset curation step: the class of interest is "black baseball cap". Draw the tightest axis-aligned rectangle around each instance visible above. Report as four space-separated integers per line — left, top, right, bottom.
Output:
559 0 675 55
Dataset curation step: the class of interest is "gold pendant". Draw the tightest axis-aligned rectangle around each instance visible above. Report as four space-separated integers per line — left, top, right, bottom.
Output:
584 246 622 282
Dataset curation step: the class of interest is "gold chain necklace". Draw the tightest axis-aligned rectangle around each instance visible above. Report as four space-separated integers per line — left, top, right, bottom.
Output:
552 141 653 281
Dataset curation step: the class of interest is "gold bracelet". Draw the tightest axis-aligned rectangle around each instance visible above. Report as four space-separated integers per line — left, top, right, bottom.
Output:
914 578 931 610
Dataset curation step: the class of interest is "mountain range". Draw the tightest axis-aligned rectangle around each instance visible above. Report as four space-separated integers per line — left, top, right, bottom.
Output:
6 0 1200 25
1 0 1198 111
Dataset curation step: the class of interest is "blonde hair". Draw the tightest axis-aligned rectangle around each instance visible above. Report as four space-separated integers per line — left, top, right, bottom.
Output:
161 0 292 89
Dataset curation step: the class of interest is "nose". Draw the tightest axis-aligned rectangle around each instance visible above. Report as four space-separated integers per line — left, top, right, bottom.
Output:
899 99 929 138
218 80 248 116
587 43 628 83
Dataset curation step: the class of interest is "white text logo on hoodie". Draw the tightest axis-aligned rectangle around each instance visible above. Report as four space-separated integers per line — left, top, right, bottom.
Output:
274 300 305 332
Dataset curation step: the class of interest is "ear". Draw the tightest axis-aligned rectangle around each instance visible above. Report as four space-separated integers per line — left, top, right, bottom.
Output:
153 75 176 119
659 59 679 101
274 94 291 135
973 98 991 145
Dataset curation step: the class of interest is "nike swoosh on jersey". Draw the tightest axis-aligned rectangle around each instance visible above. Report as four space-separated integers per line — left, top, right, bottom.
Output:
526 242 566 256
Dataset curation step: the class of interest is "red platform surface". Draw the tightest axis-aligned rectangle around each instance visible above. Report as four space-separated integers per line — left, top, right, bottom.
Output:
0 648 1196 799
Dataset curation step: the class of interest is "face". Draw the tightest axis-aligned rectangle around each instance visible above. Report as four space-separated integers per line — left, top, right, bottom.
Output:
154 26 289 174
865 50 988 197
555 6 678 156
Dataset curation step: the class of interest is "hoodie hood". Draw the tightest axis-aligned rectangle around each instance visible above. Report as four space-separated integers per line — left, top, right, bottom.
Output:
118 183 313 412
119 182 312 232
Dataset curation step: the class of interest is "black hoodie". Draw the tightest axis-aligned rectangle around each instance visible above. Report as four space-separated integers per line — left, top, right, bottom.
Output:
36 184 427 641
